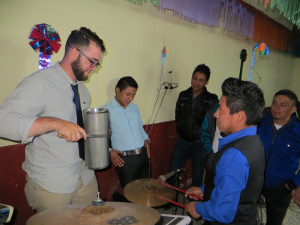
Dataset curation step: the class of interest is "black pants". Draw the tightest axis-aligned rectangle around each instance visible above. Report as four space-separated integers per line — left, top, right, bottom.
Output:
263 185 292 225
115 149 149 188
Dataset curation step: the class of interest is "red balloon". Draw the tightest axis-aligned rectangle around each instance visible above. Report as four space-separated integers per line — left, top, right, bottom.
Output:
259 43 265 52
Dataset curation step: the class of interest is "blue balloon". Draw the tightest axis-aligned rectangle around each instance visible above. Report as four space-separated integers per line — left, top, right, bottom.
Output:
264 45 269 56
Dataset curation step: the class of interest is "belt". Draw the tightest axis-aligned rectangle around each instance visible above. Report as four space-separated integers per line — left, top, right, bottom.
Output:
120 147 145 156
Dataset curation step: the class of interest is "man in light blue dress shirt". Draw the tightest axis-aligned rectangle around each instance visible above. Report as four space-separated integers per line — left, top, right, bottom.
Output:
103 76 150 188
0 27 105 212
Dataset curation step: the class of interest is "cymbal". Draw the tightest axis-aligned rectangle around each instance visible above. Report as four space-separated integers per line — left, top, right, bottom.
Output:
124 178 176 207
26 202 160 225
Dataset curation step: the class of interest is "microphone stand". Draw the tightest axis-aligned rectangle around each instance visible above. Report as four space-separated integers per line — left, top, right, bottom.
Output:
148 159 151 179
172 172 180 215
239 49 247 81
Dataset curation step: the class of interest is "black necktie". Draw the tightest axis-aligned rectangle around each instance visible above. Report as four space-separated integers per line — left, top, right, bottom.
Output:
71 84 85 160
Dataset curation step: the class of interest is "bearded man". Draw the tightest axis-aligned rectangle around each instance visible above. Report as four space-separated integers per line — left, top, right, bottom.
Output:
0 27 105 212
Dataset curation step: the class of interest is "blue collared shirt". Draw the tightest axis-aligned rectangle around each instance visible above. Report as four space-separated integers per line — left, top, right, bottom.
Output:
195 126 257 223
103 98 149 151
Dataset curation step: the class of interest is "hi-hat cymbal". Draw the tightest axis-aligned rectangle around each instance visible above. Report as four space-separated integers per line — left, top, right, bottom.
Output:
26 202 161 225
124 178 176 207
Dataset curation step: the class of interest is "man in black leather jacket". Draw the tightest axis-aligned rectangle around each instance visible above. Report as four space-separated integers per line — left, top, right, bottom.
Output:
169 64 218 186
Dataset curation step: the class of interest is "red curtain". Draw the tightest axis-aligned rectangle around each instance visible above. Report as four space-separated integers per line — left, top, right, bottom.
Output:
253 14 292 51
237 0 292 51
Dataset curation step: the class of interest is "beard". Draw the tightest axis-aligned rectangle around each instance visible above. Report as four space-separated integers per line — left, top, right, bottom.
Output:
71 56 87 81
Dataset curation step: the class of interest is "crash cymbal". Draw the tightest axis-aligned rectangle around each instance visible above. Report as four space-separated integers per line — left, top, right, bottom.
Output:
124 178 176 207
26 202 160 225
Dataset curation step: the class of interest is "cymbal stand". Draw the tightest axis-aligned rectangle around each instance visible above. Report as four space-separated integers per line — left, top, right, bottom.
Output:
172 172 180 215
147 159 151 188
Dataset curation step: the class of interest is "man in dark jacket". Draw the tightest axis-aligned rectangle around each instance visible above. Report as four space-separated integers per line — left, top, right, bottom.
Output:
201 103 220 153
169 64 218 186
258 89 300 225
186 78 265 225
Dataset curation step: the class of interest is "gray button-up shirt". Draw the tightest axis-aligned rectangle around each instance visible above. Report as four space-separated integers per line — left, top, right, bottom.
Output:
0 62 94 193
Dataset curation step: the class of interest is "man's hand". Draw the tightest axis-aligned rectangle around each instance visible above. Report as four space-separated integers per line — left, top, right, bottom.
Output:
292 186 300 207
110 150 124 167
186 201 201 219
145 140 150 159
185 187 203 200
56 120 87 142
28 117 86 142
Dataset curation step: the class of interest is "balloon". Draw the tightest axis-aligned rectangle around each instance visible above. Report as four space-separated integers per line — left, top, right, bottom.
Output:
249 42 270 81
259 43 265 52
162 47 167 58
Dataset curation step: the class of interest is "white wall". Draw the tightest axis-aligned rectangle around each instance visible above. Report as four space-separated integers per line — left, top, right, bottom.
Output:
0 0 298 146
291 58 300 98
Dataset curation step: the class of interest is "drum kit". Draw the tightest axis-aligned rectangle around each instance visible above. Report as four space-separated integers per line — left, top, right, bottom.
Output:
26 201 161 225
123 178 176 207
39 108 193 224
26 178 195 225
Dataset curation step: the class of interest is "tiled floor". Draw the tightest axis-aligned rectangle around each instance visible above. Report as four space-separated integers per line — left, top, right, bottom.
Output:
257 199 300 225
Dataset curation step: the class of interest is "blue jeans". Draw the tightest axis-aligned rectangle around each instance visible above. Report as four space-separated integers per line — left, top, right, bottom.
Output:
169 138 204 187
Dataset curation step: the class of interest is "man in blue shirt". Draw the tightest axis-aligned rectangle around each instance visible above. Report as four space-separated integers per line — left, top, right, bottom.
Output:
186 77 265 225
103 76 150 188
258 89 300 225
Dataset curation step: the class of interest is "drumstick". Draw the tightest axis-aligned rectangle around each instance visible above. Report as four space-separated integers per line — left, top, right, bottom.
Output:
153 194 186 208
57 133 107 138
157 179 203 200
57 133 65 138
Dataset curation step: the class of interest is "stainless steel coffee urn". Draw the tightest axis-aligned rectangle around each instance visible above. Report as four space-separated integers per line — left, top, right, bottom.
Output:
83 108 109 170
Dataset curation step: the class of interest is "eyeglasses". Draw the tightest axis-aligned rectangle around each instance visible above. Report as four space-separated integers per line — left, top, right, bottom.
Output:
76 48 100 68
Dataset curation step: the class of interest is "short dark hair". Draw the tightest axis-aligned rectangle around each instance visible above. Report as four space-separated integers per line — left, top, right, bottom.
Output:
192 64 211 81
274 89 299 107
65 27 105 52
221 77 265 125
116 76 138 92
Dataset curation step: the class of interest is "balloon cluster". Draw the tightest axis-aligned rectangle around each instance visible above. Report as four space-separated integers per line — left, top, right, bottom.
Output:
249 42 269 81
28 23 61 70
162 46 167 58
257 42 269 56
158 46 167 91
161 46 167 74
